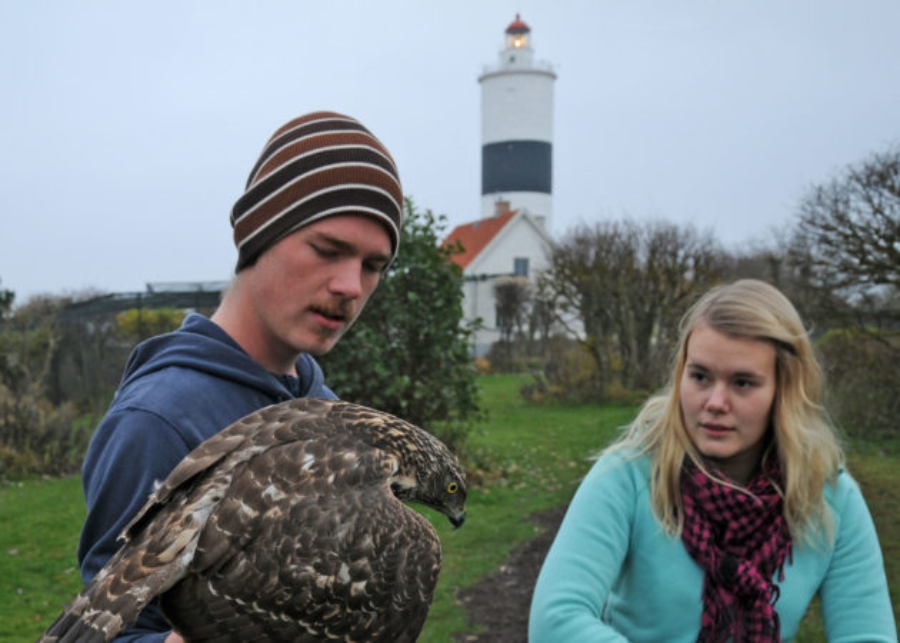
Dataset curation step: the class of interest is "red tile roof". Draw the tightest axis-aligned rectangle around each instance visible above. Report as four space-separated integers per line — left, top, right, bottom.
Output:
443 210 517 269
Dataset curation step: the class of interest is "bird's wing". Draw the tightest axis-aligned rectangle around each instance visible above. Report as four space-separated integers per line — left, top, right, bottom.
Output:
41 398 452 643
121 400 332 541
40 401 336 643
159 438 442 642
38 466 234 643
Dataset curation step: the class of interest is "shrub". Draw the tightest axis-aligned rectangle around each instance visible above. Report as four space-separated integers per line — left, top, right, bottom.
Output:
0 383 91 478
817 328 900 441
319 200 482 453
473 357 492 375
520 337 602 404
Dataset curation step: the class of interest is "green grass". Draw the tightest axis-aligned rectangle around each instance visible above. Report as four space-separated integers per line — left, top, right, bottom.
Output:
419 374 635 641
2 374 897 641
0 476 85 640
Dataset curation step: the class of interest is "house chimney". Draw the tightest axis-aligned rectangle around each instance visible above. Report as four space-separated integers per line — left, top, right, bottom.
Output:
494 199 510 216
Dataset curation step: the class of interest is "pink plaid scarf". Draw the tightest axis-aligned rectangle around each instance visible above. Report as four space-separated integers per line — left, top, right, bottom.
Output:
680 460 793 642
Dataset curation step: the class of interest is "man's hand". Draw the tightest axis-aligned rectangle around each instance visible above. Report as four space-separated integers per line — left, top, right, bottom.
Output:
165 633 184 643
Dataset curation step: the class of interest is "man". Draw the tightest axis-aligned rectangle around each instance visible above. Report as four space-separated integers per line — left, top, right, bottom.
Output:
77 111 404 642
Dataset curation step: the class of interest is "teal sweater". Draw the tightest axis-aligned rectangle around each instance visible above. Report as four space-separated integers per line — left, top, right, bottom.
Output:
529 452 896 642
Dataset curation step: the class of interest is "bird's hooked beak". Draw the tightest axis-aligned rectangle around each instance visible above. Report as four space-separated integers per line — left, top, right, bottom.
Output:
448 511 466 529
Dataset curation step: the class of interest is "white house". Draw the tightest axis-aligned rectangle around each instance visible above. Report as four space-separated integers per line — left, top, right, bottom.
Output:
444 201 554 356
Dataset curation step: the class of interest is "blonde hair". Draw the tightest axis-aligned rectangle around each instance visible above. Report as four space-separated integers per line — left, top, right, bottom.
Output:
606 279 843 543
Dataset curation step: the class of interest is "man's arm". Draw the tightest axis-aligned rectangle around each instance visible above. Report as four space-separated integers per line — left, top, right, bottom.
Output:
78 408 192 642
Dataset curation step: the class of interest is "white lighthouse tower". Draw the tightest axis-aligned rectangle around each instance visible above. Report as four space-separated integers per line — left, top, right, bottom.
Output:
478 14 557 226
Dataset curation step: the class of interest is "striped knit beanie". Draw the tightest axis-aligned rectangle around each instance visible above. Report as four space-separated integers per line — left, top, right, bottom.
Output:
231 111 403 271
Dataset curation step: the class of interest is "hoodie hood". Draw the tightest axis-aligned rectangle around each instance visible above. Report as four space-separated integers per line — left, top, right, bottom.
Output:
118 313 331 401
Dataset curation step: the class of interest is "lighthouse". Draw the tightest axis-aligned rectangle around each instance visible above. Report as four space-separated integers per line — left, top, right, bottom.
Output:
478 14 557 226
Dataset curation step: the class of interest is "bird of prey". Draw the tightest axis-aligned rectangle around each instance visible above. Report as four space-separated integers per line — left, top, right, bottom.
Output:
40 398 467 642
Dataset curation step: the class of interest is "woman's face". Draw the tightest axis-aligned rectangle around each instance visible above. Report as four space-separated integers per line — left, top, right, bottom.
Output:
679 323 778 486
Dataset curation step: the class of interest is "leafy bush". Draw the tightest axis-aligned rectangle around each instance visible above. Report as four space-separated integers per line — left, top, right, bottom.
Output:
319 200 482 452
115 307 185 343
473 357 492 375
0 293 92 477
485 340 528 373
0 384 92 478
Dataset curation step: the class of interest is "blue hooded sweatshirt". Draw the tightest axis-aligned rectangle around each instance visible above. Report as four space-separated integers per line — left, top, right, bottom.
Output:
77 313 336 642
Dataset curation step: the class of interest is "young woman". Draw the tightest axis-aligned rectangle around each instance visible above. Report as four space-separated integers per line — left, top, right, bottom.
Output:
529 279 896 642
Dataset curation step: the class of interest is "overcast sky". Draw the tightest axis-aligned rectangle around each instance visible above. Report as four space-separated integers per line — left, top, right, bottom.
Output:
2 1 898 302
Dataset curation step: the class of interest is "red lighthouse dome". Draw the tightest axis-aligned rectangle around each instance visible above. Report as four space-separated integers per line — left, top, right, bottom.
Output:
505 14 531 49
506 13 530 35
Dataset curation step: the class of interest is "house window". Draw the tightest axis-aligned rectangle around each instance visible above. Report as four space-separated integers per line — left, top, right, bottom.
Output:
514 257 529 277
495 305 506 330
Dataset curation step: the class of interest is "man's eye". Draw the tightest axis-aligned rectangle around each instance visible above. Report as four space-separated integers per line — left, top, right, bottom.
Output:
312 244 337 258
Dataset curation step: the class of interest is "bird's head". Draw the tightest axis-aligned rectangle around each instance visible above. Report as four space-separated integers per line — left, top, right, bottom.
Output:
334 402 468 529
386 427 467 529
413 461 467 529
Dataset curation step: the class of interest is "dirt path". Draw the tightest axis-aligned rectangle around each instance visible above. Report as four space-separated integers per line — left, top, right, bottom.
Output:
452 504 567 642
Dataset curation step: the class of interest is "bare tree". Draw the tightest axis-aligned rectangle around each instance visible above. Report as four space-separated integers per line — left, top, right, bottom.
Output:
494 276 532 345
790 145 900 328
629 220 721 388
538 219 722 396
715 241 842 335
490 276 533 370
0 280 13 318
784 146 900 441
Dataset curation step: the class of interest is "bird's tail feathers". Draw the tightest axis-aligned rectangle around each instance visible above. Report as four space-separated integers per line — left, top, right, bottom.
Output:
38 592 127 643
38 552 183 643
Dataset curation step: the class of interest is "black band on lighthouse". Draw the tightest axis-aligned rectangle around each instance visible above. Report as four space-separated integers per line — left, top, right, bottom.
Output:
482 140 552 195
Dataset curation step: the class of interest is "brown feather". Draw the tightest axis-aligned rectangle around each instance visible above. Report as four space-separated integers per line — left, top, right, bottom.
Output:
40 398 466 643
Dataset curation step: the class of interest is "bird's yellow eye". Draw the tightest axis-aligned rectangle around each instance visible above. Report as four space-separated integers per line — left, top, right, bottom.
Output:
447 482 459 494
